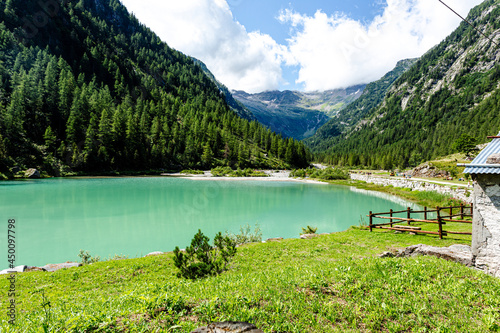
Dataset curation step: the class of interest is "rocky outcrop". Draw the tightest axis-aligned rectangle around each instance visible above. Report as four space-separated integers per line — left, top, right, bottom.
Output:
24 168 40 178
486 153 500 164
41 262 82 272
191 322 264 333
409 164 449 178
393 244 474 267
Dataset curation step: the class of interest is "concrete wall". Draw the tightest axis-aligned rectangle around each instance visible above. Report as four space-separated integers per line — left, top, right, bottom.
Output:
350 173 473 204
472 175 500 277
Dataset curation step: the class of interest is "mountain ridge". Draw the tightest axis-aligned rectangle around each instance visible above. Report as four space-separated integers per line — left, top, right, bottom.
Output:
312 0 500 168
0 0 310 178
232 85 366 140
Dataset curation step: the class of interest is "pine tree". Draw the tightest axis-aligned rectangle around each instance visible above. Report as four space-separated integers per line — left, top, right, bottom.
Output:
43 126 57 153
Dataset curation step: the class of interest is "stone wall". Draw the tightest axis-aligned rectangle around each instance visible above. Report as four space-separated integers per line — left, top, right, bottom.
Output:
350 173 473 204
472 174 500 277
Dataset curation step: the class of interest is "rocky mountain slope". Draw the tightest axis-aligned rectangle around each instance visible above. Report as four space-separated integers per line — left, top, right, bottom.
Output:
305 59 417 152
313 0 500 169
232 85 365 140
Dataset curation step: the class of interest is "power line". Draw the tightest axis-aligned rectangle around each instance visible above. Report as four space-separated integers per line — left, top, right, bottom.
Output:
437 0 498 47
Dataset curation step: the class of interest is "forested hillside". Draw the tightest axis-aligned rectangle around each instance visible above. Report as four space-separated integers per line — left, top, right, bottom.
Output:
0 0 309 178
313 0 500 169
306 59 417 152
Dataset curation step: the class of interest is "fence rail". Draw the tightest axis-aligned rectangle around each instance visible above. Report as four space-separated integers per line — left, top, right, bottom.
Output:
368 204 473 239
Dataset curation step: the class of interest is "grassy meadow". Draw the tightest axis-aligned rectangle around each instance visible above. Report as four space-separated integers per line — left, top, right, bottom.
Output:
1 222 499 332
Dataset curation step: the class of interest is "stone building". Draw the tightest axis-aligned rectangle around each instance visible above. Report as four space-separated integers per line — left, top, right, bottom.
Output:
464 132 500 276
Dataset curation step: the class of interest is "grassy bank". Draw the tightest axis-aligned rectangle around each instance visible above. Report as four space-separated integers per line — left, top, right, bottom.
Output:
1 225 496 332
325 179 464 209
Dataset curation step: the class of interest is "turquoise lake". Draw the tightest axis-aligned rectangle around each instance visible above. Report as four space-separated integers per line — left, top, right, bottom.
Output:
0 177 418 267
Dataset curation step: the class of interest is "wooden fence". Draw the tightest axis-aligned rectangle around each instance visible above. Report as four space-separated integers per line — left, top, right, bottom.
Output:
368 204 473 239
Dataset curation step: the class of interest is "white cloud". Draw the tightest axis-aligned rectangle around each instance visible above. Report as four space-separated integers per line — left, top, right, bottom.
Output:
120 0 288 93
121 0 484 93
279 0 484 91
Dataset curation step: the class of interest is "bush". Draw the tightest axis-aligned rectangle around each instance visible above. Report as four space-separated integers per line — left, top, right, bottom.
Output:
301 225 317 235
211 166 233 177
225 224 262 245
290 167 349 180
78 250 100 265
173 230 236 279
180 169 204 175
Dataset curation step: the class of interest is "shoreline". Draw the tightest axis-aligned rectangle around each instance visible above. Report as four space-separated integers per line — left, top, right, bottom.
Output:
162 170 328 185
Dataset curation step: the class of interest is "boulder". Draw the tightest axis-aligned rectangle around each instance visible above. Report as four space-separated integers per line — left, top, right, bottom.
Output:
24 168 40 179
41 262 82 272
392 244 473 267
486 153 500 164
265 237 283 242
191 322 264 333
409 163 449 178
145 251 164 257
25 266 46 272
300 233 319 239
0 265 27 275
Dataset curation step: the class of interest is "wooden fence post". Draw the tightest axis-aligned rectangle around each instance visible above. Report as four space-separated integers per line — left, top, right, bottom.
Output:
407 207 411 225
424 206 427 221
460 203 464 220
437 206 443 239
471 203 474 217
369 211 373 232
449 206 453 219
390 209 393 228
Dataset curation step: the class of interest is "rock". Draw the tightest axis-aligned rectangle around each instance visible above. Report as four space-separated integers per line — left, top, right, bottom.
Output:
395 244 473 267
41 262 82 272
145 251 164 257
25 266 46 272
300 233 319 239
266 237 283 242
24 168 40 179
378 251 395 258
191 322 264 333
409 163 449 178
0 265 27 275
486 153 500 164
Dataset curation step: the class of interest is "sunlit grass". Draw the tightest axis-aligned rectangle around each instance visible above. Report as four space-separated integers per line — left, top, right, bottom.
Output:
1 224 497 332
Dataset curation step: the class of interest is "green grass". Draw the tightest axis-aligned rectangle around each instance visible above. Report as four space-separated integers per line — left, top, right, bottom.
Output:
327 179 464 209
2 224 498 332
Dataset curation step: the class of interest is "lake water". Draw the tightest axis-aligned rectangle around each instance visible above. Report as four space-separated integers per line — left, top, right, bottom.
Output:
0 177 418 267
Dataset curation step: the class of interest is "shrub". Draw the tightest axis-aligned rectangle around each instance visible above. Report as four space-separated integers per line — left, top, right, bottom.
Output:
78 250 100 265
180 169 204 175
301 226 318 235
173 230 236 279
225 223 262 245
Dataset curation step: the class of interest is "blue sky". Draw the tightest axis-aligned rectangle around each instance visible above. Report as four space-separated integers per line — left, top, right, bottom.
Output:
121 0 483 93
229 0 385 45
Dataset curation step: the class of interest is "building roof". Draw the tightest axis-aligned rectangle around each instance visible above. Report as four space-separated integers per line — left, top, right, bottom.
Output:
463 132 500 175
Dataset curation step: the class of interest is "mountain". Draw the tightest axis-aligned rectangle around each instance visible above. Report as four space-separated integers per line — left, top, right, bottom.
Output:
232 85 365 140
305 58 417 152
312 0 500 169
0 0 310 178
191 58 256 122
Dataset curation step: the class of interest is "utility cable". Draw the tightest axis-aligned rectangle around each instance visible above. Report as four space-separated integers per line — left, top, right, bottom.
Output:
437 0 498 47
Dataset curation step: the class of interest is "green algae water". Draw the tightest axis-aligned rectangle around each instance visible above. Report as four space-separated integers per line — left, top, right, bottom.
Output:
0 177 418 267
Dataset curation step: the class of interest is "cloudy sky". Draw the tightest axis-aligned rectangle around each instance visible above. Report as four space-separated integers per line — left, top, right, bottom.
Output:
120 0 484 93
